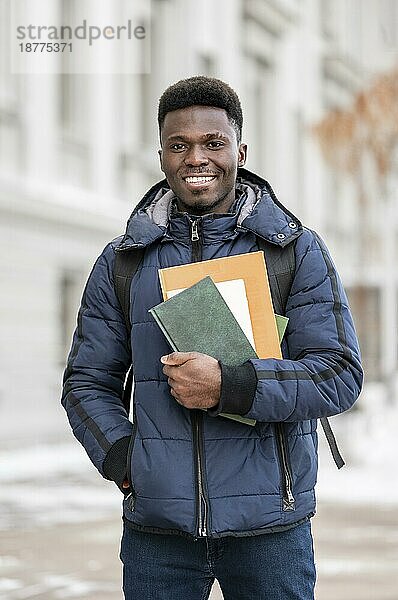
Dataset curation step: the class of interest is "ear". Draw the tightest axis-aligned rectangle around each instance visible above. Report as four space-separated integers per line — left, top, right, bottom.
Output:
158 149 164 173
238 143 247 167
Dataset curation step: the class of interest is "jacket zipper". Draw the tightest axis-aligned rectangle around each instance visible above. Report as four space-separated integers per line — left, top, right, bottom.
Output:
190 217 202 262
125 405 138 512
189 216 208 537
275 423 295 511
193 412 208 536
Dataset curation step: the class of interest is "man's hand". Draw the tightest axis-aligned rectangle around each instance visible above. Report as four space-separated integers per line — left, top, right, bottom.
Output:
161 352 221 410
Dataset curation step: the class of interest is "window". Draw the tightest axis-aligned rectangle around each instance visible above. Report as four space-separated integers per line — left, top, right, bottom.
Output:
320 0 337 39
59 269 85 363
380 0 398 51
0 0 20 172
0 0 20 109
122 0 152 145
198 53 216 77
244 54 275 176
58 0 89 137
293 108 305 212
347 286 381 381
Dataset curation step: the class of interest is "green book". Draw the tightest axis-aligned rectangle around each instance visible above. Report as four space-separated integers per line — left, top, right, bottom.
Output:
149 276 288 426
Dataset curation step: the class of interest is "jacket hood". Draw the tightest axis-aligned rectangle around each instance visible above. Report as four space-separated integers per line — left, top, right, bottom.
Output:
116 168 303 251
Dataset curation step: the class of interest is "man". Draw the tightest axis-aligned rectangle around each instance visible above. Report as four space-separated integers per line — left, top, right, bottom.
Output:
62 76 363 599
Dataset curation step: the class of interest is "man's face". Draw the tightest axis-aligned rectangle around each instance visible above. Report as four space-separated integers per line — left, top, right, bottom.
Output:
159 105 247 215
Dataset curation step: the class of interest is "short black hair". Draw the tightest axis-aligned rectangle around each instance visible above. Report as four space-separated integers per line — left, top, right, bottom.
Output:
158 76 243 143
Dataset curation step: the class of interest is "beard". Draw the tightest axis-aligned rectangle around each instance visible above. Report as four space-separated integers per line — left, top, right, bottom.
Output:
176 189 232 216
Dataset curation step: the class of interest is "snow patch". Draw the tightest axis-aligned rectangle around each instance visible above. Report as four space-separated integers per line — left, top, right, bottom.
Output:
0 579 21 592
0 443 91 482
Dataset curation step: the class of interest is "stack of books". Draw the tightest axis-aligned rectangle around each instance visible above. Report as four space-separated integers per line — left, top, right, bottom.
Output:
149 251 288 426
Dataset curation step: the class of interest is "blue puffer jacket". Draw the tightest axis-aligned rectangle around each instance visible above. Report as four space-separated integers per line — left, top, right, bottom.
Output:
62 168 363 539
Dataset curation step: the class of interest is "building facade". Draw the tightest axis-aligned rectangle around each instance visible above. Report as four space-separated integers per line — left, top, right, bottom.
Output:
0 0 397 443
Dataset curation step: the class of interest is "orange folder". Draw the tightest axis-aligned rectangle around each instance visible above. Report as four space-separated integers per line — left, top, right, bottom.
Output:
158 251 282 360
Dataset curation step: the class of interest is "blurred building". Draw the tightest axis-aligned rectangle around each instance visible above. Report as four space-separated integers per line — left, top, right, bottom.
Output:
0 0 397 443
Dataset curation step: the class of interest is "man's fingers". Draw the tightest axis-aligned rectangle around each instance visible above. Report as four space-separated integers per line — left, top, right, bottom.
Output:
161 352 197 366
162 365 172 377
169 388 181 402
163 365 180 380
168 378 183 398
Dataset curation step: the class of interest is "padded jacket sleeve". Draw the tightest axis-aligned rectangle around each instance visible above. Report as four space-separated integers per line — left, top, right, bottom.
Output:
212 229 364 422
61 243 133 487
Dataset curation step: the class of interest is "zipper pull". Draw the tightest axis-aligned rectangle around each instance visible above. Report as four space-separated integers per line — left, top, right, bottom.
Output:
283 496 295 511
283 479 295 511
191 220 199 242
201 494 208 536
285 487 295 507
124 491 136 512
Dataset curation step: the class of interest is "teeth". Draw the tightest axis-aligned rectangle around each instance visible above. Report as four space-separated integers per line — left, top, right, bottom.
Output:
185 176 215 183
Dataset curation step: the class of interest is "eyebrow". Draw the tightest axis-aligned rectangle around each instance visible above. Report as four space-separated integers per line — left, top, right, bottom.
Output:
166 131 229 142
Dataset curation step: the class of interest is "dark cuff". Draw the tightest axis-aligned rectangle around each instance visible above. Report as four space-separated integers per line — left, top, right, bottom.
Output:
207 361 257 417
103 436 130 489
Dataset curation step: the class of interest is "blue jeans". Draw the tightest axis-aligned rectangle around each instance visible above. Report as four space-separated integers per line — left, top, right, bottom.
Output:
120 520 316 599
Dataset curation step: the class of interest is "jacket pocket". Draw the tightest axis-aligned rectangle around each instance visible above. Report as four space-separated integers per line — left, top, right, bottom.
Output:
125 424 137 511
274 423 295 512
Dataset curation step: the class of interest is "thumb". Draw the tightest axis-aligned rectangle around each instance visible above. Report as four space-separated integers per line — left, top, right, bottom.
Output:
160 352 196 366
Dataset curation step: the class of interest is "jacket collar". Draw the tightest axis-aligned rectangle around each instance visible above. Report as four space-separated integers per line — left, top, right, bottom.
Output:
116 168 302 250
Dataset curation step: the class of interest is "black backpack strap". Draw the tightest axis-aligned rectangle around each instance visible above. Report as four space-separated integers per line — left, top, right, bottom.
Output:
319 417 345 469
114 248 145 330
114 247 145 412
256 237 295 315
256 236 345 469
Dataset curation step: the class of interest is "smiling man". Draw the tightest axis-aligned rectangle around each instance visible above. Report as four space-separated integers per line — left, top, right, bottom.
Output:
159 104 246 215
62 76 363 600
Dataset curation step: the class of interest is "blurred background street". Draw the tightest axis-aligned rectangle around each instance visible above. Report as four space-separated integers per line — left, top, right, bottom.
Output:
1 0 398 598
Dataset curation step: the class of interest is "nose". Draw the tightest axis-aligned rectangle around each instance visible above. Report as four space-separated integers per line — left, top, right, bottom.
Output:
184 144 209 167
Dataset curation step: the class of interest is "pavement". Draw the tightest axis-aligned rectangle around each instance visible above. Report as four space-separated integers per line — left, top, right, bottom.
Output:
1 427 398 600
0 500 397 599
312 502 398 600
